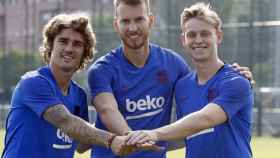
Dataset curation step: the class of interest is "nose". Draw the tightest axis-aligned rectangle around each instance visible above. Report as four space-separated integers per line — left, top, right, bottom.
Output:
128 22 137 32
194 35 203 43
64 43 74 52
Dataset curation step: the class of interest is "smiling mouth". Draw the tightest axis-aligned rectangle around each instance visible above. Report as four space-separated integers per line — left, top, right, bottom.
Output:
62 56 74 62
192 47 206 50
129 34 140 39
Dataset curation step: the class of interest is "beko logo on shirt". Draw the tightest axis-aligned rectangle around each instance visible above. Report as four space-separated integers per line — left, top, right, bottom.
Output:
126 95 165 112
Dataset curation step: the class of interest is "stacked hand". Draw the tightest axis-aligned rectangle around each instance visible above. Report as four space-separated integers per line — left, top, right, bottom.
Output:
231 63 255 85
110 135 136 156
125 130 158 147
110 131 163 156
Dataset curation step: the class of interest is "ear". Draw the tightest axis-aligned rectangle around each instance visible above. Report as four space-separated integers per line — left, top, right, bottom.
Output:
113 18 119 32
148 14 155 28
180 33 186 46
216 30 223 44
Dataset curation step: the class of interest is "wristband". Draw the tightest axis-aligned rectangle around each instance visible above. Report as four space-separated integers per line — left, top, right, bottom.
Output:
107 134 117 148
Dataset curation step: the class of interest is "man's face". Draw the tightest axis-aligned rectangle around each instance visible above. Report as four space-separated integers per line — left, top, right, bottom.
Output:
50 28 85 72
114 2 153 49
181 18 222 62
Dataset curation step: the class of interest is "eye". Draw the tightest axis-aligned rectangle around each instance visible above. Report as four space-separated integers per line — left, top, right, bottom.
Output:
120 19 130 24
73 41 84 48
58 38 67 45
186 32 196 39
200 31 211 38
135 17 145 23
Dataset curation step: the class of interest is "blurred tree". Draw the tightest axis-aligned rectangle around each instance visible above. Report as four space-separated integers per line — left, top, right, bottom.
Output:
0 50 42 103
91 14 119 59
252 60 273 87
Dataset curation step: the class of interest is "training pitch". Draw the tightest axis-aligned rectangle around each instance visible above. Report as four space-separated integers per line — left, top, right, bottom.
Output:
0 130 279 158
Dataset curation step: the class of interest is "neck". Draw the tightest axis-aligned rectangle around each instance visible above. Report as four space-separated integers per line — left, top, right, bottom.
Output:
50 65 74 95
123 42 149 68
195 58 224 85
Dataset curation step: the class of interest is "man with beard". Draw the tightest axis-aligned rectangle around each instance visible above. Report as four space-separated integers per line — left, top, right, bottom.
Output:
87 0 254 158
2 13 131 158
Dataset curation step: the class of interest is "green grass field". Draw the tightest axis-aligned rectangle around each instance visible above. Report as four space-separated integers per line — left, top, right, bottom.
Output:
75 137 280 158
0 130 279 158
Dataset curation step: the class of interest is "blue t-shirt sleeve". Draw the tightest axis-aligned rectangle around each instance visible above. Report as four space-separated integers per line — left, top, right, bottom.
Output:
20 76 62 118
213 76 252 120
88 63 114 98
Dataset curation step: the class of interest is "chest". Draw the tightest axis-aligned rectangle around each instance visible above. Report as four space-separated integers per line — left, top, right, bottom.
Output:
113 63 178 99
177 82 221 115
55 89 83 116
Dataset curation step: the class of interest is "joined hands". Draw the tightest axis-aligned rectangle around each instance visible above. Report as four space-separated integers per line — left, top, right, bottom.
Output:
110 131 164 156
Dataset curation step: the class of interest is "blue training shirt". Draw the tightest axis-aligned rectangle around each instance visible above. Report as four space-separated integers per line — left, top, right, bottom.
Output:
88 43 190 158
175 64 254 158
2 66 88 158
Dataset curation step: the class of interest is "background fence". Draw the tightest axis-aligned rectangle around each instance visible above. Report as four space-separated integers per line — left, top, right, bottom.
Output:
0 0 279 136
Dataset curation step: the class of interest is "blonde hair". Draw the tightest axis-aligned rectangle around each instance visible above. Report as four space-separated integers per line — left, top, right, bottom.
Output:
40 12 96 70
181 2 222 31
113 0 150 17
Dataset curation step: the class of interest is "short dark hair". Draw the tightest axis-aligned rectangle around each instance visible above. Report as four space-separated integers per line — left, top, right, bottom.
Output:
114 0 150 17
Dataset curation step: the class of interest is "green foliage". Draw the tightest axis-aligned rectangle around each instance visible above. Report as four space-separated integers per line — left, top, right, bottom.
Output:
252 61 273 87
91 15 119 58
0 50 43 103
92 14 114 29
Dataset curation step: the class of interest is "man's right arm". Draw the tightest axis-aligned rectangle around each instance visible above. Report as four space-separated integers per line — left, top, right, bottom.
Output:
93 92 131 135
43 104 140 156
43 104 113 146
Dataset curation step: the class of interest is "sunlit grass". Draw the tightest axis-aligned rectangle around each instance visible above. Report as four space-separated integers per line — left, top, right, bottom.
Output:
0 130 279 158
74 136 280 158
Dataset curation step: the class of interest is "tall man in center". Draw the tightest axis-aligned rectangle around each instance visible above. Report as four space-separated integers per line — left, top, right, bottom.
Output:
88 0 190 157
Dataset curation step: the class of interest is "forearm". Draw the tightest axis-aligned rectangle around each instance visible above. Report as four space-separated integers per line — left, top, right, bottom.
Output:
154 104 227 141
99 109 131 135
44 104 113 146
64 116 111 146
93 93 131 135
154 111 210 141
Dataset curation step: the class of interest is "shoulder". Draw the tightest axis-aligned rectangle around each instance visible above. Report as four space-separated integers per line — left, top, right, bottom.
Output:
150 43 190 73
88 48 121 72
95 47 122 66
150 43 184 60
175 71 195 88
14 69 56 97
219 65 252 93
221 65 250 84
20 69 51 88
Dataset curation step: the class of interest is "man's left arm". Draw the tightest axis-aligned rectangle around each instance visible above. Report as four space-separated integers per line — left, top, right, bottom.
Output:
126 76 252 144
125 103 227 144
